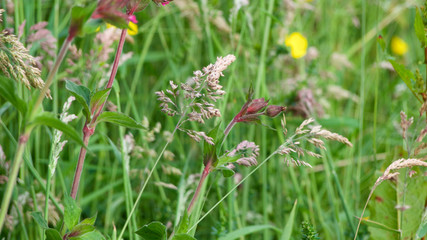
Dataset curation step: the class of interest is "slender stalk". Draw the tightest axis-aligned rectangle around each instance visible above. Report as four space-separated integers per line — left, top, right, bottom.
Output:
187 160 212 214
187 151 278 233
117 116 185 240
69 27 128 199
70 129 91 199
0 130 30 233
0 34 73 233
30 36 72 119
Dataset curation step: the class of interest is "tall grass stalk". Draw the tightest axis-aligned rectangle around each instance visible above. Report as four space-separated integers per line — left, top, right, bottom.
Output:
0 35 72 233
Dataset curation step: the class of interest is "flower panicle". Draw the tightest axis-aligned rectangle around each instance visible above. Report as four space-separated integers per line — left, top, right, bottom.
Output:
227 140 260 167
0 30 51 98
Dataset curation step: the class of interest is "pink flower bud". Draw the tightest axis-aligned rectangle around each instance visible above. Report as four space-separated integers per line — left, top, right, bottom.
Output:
128 15 138 23
246 98 268 114
265 105 286 117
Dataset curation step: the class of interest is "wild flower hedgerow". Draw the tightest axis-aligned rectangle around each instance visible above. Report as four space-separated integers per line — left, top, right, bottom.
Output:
391 36 408 56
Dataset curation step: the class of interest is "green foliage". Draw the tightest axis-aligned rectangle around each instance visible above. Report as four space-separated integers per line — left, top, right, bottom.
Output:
218 225 281 240
66 80 91 120
203 124 220 166
70 3 97 37
64 196 82 231
0 74 27 113
135 221 167 240
367 167 427 239
280 200 298 240
95 111 144 129
417 208 427 238
31 211 48 229
300 221 319 240
28 112 85 147
415 8 427 47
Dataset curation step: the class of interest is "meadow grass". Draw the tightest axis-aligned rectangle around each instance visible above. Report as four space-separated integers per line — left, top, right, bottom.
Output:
0 0 426 239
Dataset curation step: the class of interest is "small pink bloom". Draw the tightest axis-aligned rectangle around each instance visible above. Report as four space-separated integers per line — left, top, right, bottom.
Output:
161 1 170 6
128 15 138 23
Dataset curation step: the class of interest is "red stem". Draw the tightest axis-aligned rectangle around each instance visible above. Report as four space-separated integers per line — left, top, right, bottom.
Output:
70 126 92 199
69 15 132 199
187 160 212 214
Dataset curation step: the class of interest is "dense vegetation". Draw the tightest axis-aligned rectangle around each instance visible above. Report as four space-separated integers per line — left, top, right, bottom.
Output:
0 0 426 239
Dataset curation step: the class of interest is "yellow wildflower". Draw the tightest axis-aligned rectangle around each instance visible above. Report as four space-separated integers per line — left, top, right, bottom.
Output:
391 36 408 56
104 22 138 36
285 32 308 59
127 21 138 36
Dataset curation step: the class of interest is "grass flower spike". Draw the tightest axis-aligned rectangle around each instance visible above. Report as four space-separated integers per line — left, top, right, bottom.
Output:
285 32 308 59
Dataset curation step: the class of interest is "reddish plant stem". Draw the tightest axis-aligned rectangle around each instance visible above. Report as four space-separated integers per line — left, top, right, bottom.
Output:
70 126 93 199
69 22 130 199
187 160 212 214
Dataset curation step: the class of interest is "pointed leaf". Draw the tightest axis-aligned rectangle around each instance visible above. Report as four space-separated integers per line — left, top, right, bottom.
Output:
64 195 82 231
80 213 97 226
135 221 167 240
416 208 427 238
95 111 144 129
69 224 96 237
31 211 48 229
415 8 426 47
69 230 106 240
171 234 196 240
280 200 298 240
203 124 220 166
214 166 235 178
388 60 422 102
70 3 97 37
66 80 91 120
28 112 85 147
45 228 62 240
0 74 27 113
90 88 111 115
175 211 189 234
377 35 386 52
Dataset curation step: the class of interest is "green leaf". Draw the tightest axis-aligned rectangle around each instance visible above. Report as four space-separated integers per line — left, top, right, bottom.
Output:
80 213 97 226
28 112 85 147
214 166 235 178
95 111 144 129
175 211 189 234
135 221 167 240
417 208 427 238
90 88 111 116
367 165 427 239
0 74 27 113
388 59 422 103
45 228 62 240
64 195 82 231
66 80 91 120
203 124 220 166
171 234 196 240
70 3 97 37
216 155 240 167
415 8 427 47
69 230 106 240
377 35 386 52
218 225 281 240
280 200 298 240
82 18 103 35
31 211 48 229
69 224 96 237
361 218 401 233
